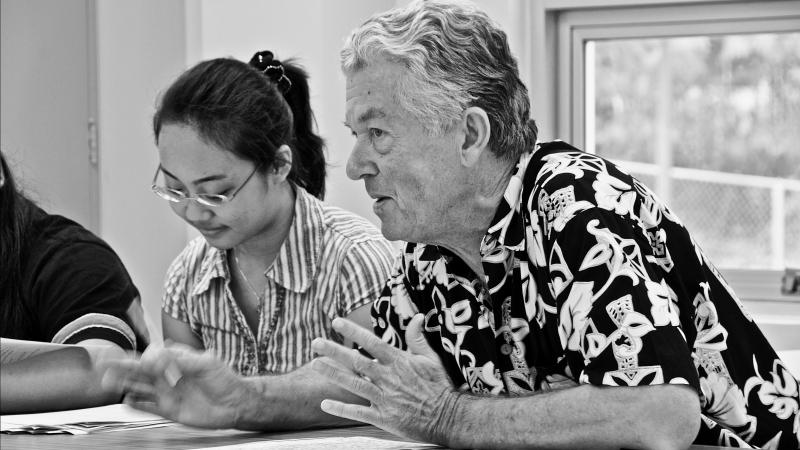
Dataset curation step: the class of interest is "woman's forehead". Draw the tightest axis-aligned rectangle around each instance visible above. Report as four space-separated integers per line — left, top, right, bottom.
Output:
157 125 249 180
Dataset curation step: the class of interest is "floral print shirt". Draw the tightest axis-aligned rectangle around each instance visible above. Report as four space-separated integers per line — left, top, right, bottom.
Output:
372 141 799 449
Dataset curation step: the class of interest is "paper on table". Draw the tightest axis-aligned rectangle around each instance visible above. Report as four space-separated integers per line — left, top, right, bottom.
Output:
197 436 443 449
0 404 172 435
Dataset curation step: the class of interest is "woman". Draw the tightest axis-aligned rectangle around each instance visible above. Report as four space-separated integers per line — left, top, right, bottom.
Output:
0 151 149 413
153 51 395 375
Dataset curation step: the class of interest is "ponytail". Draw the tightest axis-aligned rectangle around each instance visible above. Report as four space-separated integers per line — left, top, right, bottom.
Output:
280 61 327 199
249 51 327 199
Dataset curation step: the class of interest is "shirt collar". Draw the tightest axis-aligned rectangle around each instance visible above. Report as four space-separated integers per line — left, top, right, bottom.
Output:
189 186 321 296
482 148 534 253
192 244 229 297
264 186 321 293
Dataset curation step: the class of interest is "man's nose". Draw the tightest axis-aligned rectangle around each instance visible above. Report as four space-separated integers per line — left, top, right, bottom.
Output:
346 139 377 180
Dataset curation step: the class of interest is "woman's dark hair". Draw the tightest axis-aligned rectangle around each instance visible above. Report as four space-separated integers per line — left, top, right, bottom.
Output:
153 51 327 198
0 151 33 335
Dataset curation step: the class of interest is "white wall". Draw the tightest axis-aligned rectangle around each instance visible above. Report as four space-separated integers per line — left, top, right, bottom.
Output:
1 0 98 231
95 0 190 340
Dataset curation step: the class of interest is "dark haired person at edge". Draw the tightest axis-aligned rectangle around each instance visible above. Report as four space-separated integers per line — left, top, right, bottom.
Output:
104 5 799 449
148 50 394 379
0 151 149 413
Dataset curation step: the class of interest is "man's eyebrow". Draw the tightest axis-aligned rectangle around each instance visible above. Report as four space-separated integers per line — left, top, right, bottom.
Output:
359 107 386 123
345 107 387 128
160 166 227 186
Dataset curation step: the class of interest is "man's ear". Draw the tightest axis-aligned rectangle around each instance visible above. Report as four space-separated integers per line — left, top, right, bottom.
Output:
274 145 293 180
460 106 491 167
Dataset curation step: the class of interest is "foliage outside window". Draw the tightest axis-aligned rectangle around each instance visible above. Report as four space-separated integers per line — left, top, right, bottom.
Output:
588 32 800 270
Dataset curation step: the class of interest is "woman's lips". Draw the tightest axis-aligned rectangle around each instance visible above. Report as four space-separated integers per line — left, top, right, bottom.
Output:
196 226 226 237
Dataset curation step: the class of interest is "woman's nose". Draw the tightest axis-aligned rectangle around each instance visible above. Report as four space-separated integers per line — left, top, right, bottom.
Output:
172 199 213 223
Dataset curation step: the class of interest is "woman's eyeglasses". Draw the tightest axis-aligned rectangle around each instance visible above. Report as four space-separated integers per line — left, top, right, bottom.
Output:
150 164 260 207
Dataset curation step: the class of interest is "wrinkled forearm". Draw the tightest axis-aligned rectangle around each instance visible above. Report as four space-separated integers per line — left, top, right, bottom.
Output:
0 346 123 414
442 384 700 450
233 363 367 431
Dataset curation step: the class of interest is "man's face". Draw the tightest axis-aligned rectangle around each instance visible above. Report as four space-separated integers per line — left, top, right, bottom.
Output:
344 58 463 244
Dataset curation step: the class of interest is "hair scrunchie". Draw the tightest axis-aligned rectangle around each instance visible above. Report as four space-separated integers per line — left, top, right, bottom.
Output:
249 50 292 93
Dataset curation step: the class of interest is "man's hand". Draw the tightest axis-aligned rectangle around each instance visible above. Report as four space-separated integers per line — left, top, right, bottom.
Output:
101 343 255 429
310 314 460 446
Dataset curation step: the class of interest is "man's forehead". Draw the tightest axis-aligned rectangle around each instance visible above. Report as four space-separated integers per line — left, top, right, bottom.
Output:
345 81 394 124
345 59 404 99
344 59 407 123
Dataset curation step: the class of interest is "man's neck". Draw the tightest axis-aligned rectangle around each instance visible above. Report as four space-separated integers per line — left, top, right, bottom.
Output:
434 153 517 279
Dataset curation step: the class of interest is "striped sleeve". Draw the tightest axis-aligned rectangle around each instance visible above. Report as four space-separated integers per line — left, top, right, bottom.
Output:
162 241 197 323
336 237 397 318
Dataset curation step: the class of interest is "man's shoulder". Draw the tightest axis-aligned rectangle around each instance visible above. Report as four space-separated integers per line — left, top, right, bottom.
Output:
525 141 624 191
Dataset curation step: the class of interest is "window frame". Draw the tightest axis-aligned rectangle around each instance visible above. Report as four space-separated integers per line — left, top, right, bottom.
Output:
553 0 800 302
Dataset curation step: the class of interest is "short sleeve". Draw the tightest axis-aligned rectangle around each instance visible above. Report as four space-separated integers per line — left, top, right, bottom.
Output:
162 246 193 324
28 239 140 351
336 237 396 318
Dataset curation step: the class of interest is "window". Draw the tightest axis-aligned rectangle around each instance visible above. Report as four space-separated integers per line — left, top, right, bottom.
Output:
556 1 800 300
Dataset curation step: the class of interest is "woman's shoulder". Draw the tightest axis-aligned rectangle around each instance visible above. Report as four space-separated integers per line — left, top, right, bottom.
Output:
166 236 216 276
297 186 384 243
319 202 387 244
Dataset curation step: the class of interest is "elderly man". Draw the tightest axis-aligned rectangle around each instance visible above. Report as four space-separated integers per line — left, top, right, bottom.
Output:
309 1 799 449
104 1 798 448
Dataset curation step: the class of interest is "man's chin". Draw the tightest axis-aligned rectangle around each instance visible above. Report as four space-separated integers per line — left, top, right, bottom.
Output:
379 222 406 242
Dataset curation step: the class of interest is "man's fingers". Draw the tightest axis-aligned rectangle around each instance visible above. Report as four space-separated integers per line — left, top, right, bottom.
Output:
94 350 139 374
404 313 438 360
330 317 397 363
138 345 208 385
107 354 173 391
172 349 221 374
102 363 149 391
89 346 137 367
138 344 174 374
103 367 160 398
310 357 381 400
311 336 383 380
122 394 169 418
319 399 378 426
155 343 223 377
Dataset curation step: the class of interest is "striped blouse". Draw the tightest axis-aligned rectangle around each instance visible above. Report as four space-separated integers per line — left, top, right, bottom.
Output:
162 186 396 375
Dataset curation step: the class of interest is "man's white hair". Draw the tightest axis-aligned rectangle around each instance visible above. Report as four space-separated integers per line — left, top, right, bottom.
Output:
341 0 537 160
